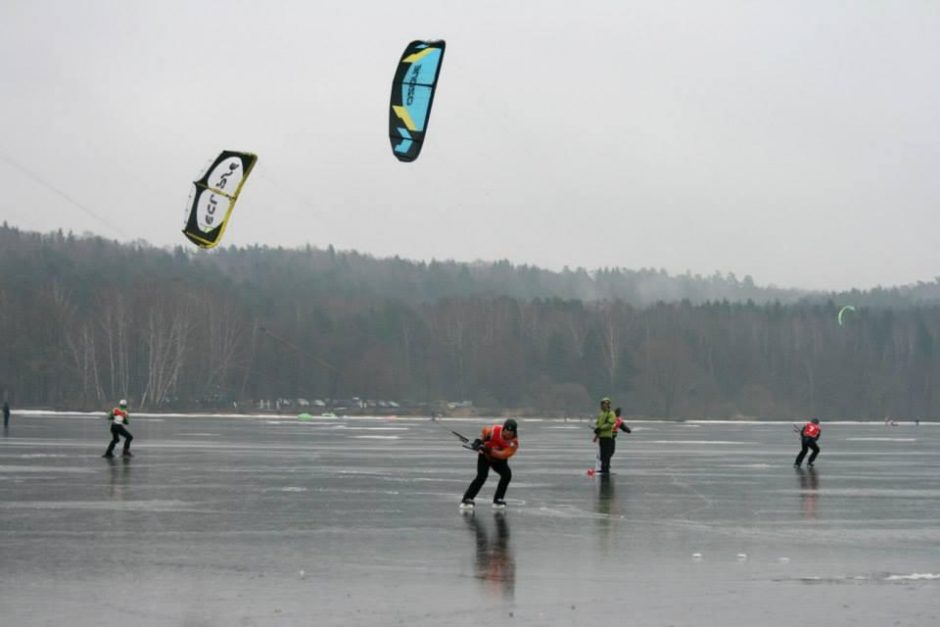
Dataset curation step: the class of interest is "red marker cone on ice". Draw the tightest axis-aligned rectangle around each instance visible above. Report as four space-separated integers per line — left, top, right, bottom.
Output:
587 468 595 477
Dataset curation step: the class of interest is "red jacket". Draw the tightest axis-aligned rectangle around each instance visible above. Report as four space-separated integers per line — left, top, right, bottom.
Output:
480 424 518 461
802 422 820 439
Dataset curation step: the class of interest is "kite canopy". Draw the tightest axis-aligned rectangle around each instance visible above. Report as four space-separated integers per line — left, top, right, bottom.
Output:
389 40 446 162
182 150 257 249
837 305 856 326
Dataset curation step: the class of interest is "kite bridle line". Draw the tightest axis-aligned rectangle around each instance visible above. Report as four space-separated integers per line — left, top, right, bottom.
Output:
0 152 128 239
255 322 338 373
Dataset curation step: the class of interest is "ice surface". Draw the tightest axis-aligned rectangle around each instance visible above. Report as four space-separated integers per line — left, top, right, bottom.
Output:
1 415 938 626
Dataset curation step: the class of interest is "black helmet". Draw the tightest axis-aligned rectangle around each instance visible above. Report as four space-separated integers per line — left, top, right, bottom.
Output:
503 418 518 434
811 417 820 424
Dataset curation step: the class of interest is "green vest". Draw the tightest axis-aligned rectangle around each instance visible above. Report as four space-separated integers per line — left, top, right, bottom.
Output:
595 410 616 438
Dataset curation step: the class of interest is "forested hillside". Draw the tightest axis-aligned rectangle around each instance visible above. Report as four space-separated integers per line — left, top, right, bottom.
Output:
2 224 938 419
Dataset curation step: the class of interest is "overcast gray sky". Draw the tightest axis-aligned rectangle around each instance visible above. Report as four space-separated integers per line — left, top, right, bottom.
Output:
1 1 938 291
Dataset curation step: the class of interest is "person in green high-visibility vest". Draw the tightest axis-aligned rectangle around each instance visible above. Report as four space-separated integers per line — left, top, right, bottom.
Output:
594 397 617 475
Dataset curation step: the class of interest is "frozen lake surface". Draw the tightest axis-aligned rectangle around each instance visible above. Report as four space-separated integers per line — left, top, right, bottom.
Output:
1 413 938 626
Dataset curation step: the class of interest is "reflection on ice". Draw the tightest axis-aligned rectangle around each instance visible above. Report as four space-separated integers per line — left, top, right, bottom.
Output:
796 466 819 519
465 512 515 599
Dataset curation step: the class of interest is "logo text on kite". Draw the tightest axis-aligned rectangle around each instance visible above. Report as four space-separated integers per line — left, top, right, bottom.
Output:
406 66 420 105
217 162 240 191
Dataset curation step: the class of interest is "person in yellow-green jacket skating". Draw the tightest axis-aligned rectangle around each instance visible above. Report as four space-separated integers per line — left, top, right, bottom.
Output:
594 397 617 475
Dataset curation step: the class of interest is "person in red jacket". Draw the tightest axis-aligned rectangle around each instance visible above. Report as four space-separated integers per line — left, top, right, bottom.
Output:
794 418 821 467
103 399 134 458
460 418 519 509
611 406 632 453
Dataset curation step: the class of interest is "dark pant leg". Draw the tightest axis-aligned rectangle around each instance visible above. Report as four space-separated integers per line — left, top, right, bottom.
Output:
106 425 121 455
807 440 819 464
462 454 490 501
117 425 133 452
599 438 615 473
795 438 810 466
490 459 512 501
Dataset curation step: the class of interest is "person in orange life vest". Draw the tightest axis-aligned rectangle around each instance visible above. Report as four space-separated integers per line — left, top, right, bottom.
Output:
794 418 821 467
103 399 134 458
461 418 519 508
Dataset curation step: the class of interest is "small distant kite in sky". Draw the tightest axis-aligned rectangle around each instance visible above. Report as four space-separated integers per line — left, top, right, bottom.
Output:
837 305 856 326
389 40 446 162
182 150 257 249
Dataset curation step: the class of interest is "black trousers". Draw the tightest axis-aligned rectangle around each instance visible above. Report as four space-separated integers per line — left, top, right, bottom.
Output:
598 437 615 474
462 454 512 502
795 436 819 466
106 424 133 454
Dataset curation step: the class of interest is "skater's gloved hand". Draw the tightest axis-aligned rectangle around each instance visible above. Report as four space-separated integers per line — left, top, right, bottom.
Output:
593 428 600 436
471 438 483 451
623 426 632 434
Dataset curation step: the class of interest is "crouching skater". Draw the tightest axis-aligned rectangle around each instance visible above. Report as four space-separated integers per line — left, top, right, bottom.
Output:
794 417 821 467
103 399 134 458
460 418 519 510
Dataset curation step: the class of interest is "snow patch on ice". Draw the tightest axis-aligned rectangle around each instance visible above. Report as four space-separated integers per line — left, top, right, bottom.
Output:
0 465 93 473
885 573 940 581
354 427 409 431
0 499 198 511
649 440 746 445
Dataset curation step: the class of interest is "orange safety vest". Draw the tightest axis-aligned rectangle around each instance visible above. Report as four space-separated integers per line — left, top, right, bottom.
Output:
481 424 519 461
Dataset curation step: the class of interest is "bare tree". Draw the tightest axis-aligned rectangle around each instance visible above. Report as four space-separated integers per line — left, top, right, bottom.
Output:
139 298 193 408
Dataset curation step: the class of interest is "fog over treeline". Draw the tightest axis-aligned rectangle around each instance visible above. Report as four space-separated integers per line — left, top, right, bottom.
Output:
2 224 939 419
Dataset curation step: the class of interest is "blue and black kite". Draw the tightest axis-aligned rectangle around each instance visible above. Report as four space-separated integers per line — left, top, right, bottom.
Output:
389 40 446 162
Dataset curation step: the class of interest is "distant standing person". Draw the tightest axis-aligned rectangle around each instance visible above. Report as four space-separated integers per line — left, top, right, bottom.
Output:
103 399 134 458
591 406 632 473
794 417 821 467
2 400 9 429
594 397 617 475
460 418 519 510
